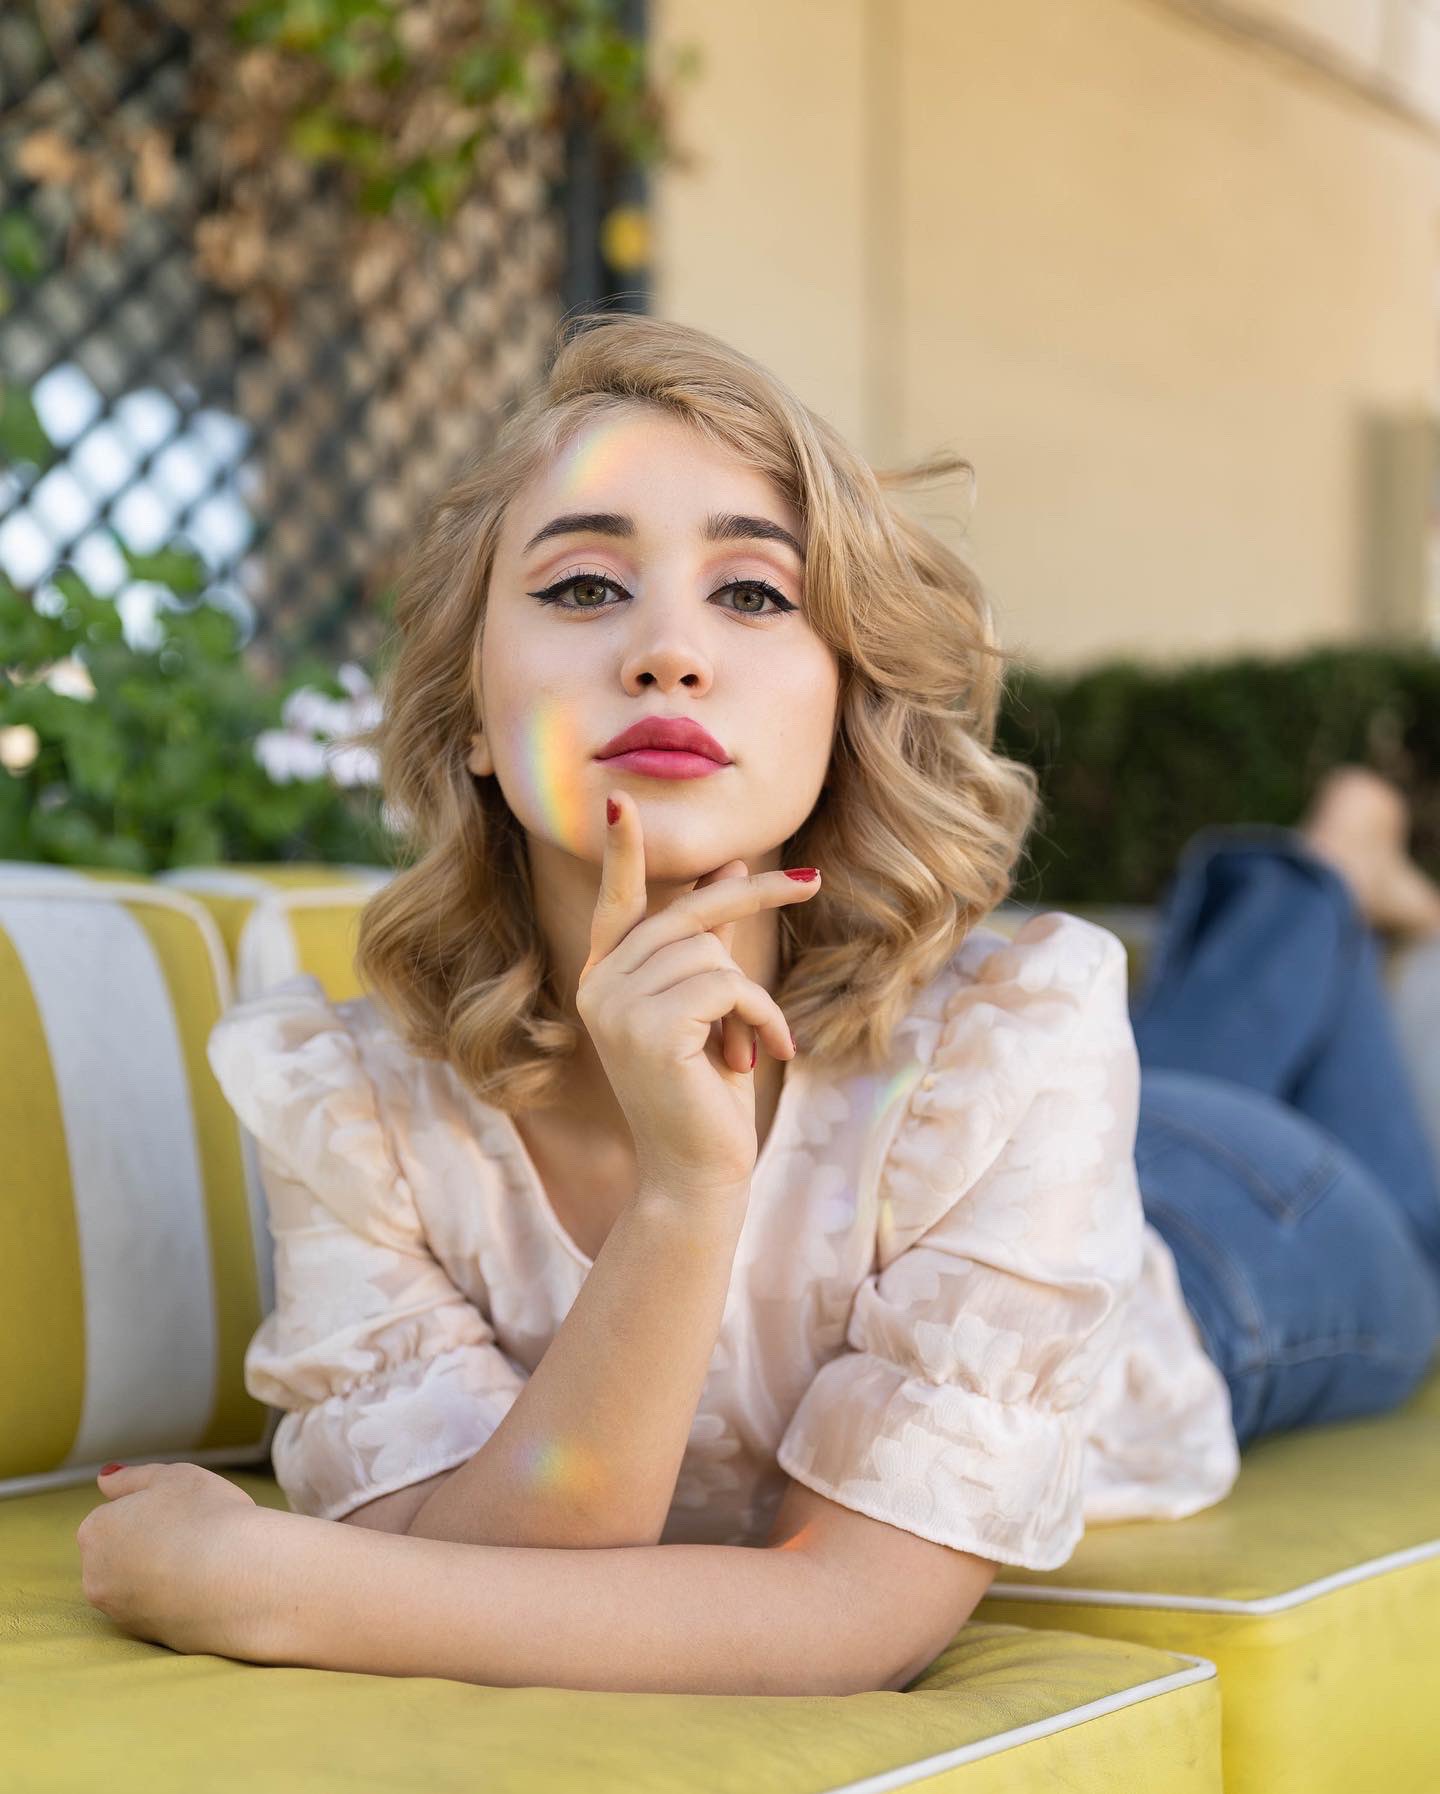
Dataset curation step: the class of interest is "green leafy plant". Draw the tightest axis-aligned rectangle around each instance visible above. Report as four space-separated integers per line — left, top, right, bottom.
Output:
0 556 393 872
228 0 693 223
0 207 392 875
997 645 1440 906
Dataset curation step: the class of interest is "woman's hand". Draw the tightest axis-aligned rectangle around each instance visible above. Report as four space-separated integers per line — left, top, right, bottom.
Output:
76 1461 277 1660
576 789 821 1192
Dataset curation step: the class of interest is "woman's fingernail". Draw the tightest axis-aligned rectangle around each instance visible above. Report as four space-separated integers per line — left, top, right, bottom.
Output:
784 868 818 881
749 1040 757 1069
606 799 619 825
100 1462 125 1476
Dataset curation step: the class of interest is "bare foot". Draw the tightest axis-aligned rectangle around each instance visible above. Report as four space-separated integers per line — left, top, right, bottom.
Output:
1299 766 1440 939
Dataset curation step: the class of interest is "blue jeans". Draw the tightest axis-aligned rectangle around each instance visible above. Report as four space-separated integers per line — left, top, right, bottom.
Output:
1128 824 1440 1449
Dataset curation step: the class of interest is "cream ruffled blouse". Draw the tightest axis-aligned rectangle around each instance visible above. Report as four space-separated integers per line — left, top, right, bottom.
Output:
207 910 1240 1572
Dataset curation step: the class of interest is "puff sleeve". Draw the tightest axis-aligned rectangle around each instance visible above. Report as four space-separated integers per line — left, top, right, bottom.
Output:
775 913 1146 1571
206 975 527 1522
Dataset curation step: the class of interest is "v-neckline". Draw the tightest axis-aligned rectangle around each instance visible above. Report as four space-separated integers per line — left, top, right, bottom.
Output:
491 1053 805 1271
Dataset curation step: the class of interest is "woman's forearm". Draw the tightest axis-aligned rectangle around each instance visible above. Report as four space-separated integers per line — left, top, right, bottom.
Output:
250 1507 896 1696
405 1181 748 1550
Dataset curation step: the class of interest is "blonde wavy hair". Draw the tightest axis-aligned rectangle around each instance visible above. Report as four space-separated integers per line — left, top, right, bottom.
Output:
347 310 1041 1114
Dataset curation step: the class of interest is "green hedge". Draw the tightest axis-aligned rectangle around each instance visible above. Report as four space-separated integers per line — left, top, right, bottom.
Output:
995 644 1440 906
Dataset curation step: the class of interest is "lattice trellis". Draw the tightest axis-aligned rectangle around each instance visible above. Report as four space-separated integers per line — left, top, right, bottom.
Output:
0 4 579 679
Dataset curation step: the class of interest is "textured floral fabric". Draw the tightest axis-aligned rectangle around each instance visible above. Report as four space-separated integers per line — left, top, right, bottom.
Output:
206 910 1240 1570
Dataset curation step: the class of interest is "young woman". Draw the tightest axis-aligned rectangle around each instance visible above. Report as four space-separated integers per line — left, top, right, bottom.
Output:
77 314 1440 1696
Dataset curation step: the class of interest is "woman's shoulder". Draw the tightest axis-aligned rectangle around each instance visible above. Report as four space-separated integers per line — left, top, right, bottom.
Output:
900 908 1131 1056
207 972 401 1095
206 973 455 1244
206 973 432 1157
873 909 1136 1254
953 906 1129 992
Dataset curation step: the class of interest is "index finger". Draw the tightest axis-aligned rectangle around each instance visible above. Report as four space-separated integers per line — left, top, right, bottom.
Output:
600 861 821 980
691 856 748 960
582 788 648 977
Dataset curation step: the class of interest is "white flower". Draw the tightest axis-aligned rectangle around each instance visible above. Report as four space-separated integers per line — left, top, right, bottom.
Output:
254 666 383 788
6 656 97 701
323 740 382 788
254 729 329 784
281 687 350 737
43 656 96 701
0 724 40 772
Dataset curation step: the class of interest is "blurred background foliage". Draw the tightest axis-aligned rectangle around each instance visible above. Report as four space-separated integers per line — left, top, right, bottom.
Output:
999 646 1440 906
1 95 392 871
8 0 695 322
0 554 391 870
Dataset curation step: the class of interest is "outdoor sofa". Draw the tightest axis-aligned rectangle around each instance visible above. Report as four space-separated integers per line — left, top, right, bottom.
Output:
3 860 1438 1793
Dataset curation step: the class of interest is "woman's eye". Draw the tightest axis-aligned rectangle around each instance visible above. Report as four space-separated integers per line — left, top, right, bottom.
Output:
728 583 782 614
525 574 796 615
548 573 616 609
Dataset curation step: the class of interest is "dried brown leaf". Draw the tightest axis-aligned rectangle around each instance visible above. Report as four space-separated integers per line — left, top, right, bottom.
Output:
16 129 86 187
194 209 267 291
77 162 126 244
132 128 178 210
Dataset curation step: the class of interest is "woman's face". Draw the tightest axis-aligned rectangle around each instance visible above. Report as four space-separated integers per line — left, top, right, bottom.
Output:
471 404 841 888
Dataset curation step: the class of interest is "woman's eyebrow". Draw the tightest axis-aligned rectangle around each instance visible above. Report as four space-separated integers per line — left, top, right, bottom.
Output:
522 511 805 563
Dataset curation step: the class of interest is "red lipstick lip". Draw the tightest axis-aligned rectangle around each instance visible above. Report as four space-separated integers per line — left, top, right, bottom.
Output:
599 749 726 780
595 719 731 763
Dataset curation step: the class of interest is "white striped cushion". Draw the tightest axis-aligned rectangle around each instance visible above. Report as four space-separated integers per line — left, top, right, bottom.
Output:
0 868 276 1496
0 860 393 1498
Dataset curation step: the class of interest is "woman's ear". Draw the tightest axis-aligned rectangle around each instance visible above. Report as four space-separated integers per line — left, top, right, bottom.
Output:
466 728 492 777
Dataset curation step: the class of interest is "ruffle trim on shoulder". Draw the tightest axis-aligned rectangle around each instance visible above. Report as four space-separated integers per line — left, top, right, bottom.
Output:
206 972 422 1254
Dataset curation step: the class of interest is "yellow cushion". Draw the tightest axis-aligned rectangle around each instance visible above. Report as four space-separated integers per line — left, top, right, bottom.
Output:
157 862 393 1002
2 1477 1220 1794
7 869 1426 1786
976 1363 1440 1794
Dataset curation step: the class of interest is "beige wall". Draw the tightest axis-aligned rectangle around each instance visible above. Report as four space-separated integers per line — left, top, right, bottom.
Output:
651 0 1440 672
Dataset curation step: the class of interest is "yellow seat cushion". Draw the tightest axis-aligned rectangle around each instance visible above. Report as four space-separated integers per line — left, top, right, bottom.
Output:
9 870 1429 1786
3 1477 1220 1794
157 862 393 1002
976 1362 1440 1794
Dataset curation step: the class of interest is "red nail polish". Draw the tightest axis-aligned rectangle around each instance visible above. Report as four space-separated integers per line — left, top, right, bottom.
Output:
606 799 619 825
100 1462 125 1476
784 868 818 881
749 1041 756 1069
